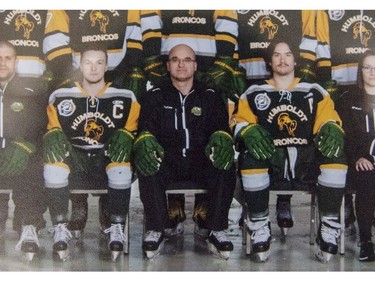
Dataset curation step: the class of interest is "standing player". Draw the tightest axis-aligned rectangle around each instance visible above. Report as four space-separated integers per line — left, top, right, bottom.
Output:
43 44 139 262
236 10 318 234
232 38 347 263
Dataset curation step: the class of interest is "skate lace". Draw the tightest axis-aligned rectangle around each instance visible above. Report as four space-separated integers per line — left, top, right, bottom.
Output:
15 225 39 251
104 223 126 243
49 223 72 243
211 231 230 243
144 230 162 242
249 219 270 244
320 217 341 244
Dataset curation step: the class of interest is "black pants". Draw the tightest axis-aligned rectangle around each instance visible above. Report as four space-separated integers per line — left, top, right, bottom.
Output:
354 169 375 242
0 153 46 227
138 150 236 232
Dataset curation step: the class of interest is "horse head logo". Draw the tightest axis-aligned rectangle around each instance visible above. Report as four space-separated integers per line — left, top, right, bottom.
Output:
277 112 297 137
353 22 372 47
84 119 104 141
14 14 34 39
89 10 109 33
259 16 278 40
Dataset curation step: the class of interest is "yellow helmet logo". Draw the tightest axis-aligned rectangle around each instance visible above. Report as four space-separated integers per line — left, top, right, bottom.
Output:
14 14 34 39
90 10 109 33
259 16 278 40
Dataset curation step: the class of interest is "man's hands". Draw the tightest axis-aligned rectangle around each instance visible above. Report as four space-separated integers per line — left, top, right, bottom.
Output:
205 130 234 170
133 131 164 176
239 123 276 160
314 122 345 158
0 138 36 176
107 129 135 163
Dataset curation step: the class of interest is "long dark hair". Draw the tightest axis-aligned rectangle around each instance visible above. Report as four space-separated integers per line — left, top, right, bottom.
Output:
357 49 375 90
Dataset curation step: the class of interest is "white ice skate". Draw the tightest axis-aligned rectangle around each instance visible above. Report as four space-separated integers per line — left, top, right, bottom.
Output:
315 216 341 263
164 222 184 238
247 217 272 262
143 230 164 259
51 223 72 261
207 230 233 260
104 223 126 262
15 225 39 262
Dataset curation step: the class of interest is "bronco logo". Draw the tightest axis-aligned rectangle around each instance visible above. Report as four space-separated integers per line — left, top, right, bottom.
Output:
259 16 278 40
14 14 34 39
84 118 104 141
277 112 297 137
90 10 109 33
353 21 372 47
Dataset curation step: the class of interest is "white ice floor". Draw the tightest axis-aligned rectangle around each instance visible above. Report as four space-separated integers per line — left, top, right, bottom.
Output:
0 180 374 274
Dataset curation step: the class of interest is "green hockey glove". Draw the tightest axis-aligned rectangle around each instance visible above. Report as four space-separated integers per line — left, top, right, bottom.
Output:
122 67 146 100
0 138 36 177
314 122 345 158
202 56 236 87
133 131 164 176
43 127 72 163
107 128 135 163
239 123 276 160
229 64 247 102
143 55 168 87
205 130 234 170
323 80 339 104
298 62 317 83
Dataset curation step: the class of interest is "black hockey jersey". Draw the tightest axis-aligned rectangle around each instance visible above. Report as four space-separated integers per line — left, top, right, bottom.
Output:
316 10 375 85
46 82 140 150
153 10 238 72
237 10 317 81
232 78 341 147
0 10 47 78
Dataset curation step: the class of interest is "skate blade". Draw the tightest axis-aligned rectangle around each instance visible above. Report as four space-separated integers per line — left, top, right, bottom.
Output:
57 249 70 262
164 223 184 238
145 249 160 259
281 227 289 236
72 230 83 239
111 250 122 262
207 241 231 260
251 250 270 263
23 252 36 262
315 246 333 263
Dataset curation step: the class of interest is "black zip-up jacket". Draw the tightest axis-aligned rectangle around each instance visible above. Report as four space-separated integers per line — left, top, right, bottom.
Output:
336 85 375 167
138 79 230 157
0 76 48 150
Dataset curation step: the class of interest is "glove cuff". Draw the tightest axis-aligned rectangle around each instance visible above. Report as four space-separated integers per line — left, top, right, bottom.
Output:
212 130 234 143
12 139 36 154
214 58 236 73
144 56 163 72
321 121 344 135
134 131 156 146
43 127 63 138
118 128 135 140
239 123 258 138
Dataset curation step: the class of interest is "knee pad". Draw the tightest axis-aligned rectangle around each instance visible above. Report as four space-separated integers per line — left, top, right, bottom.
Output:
241 168 269 192
44 163 70 188
318 164 347 188
106 163 132 189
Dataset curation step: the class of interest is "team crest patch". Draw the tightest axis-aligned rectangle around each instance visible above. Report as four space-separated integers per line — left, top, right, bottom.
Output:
58 99 76 117
10 102 24 112
191 107 202 116
254 93 271 110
